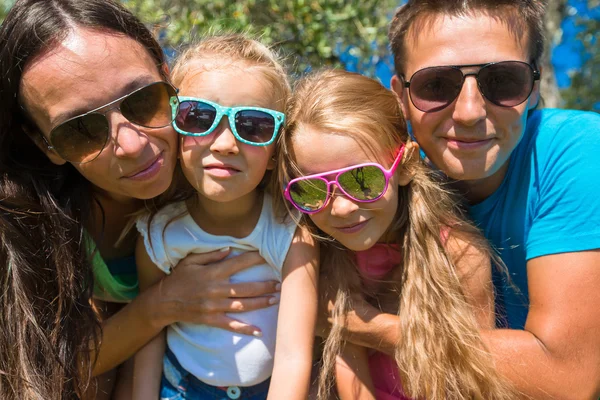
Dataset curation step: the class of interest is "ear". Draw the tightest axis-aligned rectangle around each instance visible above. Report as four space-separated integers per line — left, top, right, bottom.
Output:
391 75 410 121
396 141 420 186
266 154 276 171
22 124 67 166
161 62 171 79
528 66 542 110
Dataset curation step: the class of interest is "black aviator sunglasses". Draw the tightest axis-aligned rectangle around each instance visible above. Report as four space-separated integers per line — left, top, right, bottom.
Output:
403 60 541 113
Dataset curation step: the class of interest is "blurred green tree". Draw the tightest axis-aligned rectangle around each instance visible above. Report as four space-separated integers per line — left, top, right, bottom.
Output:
121 0 396 76
0 0 597 110
560 0 599 111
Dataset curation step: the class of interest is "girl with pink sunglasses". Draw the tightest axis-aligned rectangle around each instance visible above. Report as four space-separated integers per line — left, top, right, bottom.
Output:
275 69 516 400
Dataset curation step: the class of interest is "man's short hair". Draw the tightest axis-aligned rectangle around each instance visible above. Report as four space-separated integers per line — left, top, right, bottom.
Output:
389 0 546 77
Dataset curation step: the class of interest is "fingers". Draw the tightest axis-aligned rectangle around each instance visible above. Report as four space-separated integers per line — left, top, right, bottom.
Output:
176 248 230 268
212 315 263 337
217 251 266 277
176 250 266 279
224 281 281 298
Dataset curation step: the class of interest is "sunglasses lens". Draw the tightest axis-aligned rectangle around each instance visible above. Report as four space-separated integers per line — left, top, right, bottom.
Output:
338 166 386 201
289 179 328 212
409 67 463 112
175 101 217 134
235 110 277 144
50 113 109 163
478 62 534 107
121 82 177 128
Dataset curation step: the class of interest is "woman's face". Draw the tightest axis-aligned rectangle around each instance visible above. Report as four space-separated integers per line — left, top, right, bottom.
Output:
20 27 178 201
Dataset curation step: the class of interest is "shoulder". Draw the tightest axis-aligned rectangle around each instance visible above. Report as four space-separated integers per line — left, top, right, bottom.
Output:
518 109 600 180
135 201 188 235
444 229 491 284
526 108 600 144
283 224 319 274
262 193 298 235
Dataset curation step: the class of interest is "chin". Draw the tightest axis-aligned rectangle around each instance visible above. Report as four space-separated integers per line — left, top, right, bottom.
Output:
336 237 375 252
137 178 172 200
440 161 492 181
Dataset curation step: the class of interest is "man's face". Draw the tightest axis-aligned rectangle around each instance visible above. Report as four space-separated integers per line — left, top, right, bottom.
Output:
391 12 540 200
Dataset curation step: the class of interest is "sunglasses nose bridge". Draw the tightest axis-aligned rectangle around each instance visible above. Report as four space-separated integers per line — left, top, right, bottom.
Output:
329 185 360 217
209 118 239 153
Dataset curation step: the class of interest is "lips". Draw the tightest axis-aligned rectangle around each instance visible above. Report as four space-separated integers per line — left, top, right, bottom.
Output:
334 219 370 234
203 162 242 178
204 163 241 172
122 152 164 180
444 136 494 150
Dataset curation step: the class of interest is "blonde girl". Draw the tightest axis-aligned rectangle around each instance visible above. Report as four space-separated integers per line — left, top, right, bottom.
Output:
276 69 516 400
132 35 318 400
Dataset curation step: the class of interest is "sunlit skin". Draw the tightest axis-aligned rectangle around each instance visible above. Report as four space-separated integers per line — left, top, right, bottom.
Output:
20 27 177 203
291 127 402 251
177 63 277 235
391 13 540 203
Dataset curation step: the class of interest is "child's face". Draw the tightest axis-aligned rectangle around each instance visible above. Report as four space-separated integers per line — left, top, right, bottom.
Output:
292 127 400 251
177 66 277 203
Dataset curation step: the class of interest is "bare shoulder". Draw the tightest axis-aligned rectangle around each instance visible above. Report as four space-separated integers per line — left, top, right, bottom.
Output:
444 229 491 282
444 230 495 329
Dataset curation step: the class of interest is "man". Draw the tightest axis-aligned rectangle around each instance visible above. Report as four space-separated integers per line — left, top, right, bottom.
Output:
332 1 600 398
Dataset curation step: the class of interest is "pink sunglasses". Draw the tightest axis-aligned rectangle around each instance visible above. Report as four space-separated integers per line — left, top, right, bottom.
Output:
284 145 405 214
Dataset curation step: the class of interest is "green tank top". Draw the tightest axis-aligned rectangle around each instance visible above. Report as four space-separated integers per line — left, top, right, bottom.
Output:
87 236 139 303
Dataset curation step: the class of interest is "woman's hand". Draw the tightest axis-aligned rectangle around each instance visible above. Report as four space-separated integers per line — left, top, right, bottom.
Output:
148 248 280 336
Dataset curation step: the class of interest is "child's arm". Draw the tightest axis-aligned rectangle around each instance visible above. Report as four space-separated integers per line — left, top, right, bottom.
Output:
267 226 319 400
445 232 495 329
336 342 376 400
132 236 169 400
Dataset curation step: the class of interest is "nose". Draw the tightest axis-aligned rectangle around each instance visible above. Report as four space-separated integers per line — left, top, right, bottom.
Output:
452 76 486 127
209 117 239 155
110 111 149 159
329 188 360 218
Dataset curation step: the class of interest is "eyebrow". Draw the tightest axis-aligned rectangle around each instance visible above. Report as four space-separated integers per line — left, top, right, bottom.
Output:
50 75 160 127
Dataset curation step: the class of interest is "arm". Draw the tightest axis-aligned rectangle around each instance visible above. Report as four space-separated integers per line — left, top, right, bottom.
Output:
480 251 600 400
267 226 319 400
444 232 495 329
131 236 168 400
318 231 494 352
92 249 279 375
336 343 376 400
329 252 600 399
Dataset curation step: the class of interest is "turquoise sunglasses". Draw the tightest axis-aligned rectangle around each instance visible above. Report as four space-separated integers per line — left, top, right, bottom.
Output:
172 97 285 146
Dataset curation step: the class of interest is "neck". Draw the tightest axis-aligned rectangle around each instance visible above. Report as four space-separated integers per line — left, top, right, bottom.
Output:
451 160 510 205
188 190 263 238
89 186 142 259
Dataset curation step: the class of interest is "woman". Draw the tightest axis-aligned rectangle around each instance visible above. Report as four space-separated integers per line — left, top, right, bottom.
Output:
0 1 277 398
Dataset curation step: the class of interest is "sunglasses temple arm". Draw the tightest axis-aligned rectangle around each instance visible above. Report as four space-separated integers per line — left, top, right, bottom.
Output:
389 145 406 173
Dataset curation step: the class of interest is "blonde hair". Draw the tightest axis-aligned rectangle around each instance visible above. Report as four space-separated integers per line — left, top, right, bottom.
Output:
129 34 292 245
274 69 516 399
171 33 290 112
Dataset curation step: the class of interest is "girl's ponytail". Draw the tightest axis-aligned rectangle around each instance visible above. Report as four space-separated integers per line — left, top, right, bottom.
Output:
395 164 514 399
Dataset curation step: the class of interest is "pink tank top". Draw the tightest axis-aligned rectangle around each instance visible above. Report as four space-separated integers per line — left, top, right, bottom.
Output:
354 244 413 400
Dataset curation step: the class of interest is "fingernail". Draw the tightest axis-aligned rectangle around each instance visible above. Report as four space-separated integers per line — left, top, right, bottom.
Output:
253 330 263 337
219 247 230 253
268 296 279 305
275 283 282 291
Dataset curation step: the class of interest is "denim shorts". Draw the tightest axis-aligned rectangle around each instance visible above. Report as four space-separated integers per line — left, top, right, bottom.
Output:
160 347 271 400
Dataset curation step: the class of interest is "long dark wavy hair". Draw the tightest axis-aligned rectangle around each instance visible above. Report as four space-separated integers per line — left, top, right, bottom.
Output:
0 1 167 398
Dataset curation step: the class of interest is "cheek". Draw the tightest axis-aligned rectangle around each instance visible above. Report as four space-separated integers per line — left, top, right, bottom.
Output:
180 135 208 150
308 211 330 233
246 147 274 172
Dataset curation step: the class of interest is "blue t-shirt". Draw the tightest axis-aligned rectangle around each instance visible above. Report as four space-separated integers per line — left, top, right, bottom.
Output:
469 108 600 329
